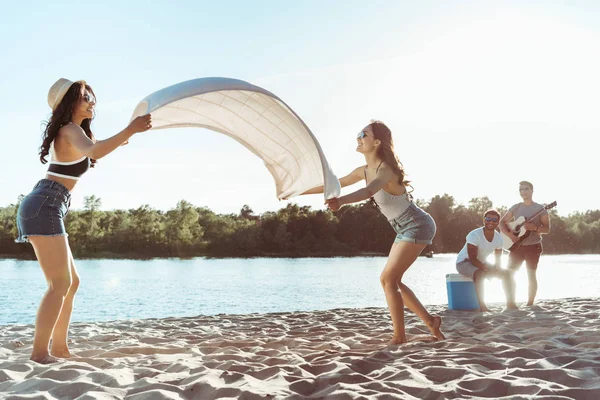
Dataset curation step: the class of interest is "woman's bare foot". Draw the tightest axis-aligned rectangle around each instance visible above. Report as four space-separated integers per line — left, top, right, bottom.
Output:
408 334 439 343
480 306 491 312
426 315 445 340
388 336 407 345
51 348 78 358
30 354 62 364
389 334 438 346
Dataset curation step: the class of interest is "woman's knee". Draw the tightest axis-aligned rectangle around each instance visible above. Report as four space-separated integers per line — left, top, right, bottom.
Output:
69 273 81 293
49 276 73 297
380 272 402 288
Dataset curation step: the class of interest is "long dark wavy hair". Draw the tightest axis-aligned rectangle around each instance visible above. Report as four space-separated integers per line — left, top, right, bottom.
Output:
40 81 97 167
369 120 413 196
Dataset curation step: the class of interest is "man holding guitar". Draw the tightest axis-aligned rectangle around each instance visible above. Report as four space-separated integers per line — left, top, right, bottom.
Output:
500 181 552 306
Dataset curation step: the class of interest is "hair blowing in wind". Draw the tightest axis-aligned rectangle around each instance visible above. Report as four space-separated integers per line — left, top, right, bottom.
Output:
39 81 97 167
369 121 411 189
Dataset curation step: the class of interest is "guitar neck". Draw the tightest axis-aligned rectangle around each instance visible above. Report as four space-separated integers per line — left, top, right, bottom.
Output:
524 205 550 223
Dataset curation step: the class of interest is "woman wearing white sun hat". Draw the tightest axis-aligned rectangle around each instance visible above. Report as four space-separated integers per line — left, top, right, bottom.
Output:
15 78 152 364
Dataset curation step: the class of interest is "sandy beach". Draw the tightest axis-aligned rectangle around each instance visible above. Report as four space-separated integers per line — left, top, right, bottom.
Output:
1 297 599 399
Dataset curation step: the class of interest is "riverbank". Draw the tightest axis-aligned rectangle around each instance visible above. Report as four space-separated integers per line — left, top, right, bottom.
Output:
2 297 599 398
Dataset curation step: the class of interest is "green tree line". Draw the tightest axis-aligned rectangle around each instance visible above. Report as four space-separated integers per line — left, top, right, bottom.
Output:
0 194 598 259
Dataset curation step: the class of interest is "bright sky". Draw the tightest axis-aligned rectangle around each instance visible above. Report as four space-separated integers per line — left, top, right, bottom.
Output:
1 0 598 216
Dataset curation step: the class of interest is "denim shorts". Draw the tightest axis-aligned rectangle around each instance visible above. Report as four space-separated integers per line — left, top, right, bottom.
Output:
389 203 436 245
15 179 71 243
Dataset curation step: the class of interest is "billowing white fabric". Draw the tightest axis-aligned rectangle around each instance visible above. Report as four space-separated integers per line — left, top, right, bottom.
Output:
130 77 341 200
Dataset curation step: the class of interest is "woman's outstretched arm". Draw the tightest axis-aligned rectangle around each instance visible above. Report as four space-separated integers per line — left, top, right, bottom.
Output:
61 114 152 160
326 165 396 210
300 166 365 195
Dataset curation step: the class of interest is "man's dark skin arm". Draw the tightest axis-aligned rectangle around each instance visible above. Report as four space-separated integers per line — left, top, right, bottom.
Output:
467 244 489 271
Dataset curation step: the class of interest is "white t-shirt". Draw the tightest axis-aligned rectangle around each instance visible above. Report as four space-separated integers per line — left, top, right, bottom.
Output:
456 228 503 264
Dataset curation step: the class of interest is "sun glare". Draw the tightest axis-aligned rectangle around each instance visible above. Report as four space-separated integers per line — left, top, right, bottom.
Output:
107 277 121 288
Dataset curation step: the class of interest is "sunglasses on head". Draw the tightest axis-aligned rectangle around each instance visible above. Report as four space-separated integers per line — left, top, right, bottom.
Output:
82 93 96 104
357 130 368 139
484 216 499 222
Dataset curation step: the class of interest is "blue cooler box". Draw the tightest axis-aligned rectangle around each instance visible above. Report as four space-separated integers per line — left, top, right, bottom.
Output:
446 273 479 310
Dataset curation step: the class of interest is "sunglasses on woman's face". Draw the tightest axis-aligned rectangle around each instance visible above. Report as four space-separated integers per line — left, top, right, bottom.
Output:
357 130 368 139
484 216 499 222
82 94 96 104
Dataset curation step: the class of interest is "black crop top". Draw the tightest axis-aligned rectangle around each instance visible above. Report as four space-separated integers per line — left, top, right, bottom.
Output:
46 156 91 180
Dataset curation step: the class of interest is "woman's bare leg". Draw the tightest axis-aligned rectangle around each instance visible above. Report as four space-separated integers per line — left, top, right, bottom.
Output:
380 241 445 344
397 282 446 340
28 235 72 364
50 246 80 358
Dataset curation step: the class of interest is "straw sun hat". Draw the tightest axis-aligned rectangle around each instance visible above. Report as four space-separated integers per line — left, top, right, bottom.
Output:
47 78 85 110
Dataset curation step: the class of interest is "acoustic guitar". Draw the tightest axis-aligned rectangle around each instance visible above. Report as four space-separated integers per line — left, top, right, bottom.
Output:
502 201 557 251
